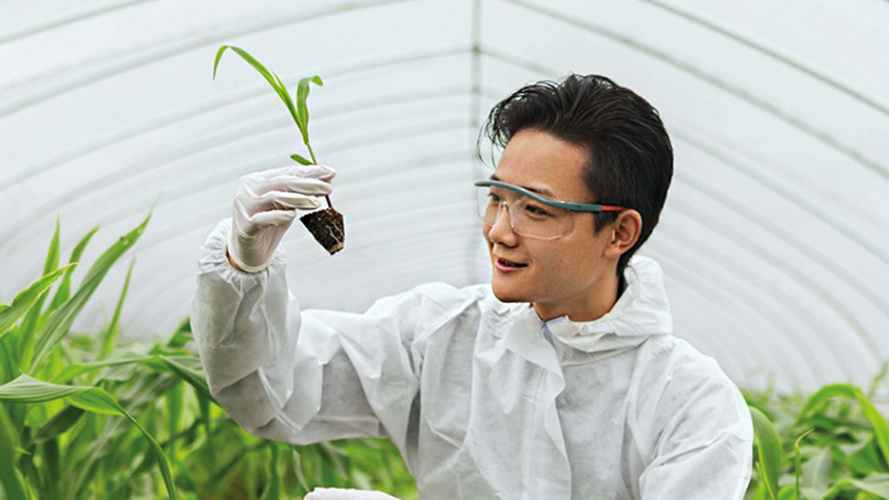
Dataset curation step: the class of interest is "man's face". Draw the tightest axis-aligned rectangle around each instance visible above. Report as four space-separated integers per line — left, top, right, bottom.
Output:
483 128 619 320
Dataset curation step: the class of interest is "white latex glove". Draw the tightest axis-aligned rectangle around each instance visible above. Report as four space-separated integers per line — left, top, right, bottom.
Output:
227 164 336 273
304 488 400 500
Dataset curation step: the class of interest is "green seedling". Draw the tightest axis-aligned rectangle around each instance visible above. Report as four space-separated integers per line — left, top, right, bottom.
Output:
213 45 344 254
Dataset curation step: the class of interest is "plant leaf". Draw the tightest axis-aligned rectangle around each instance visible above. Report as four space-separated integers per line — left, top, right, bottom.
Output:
18 215 62 364
98 258 135 361
166 318 192 349
801 447 831 493
30 211 151 372
295 75 323 145
28 405 85 446
0 404 28 500
49 354 151 385
822 473 889 497
0 374 178 500
290 154 312 165
798 384 889 470
751 406 782 500
272 71 299 128
0 330 20 385
213 45 299 126
166 380 184 457
259 443 282 500
47 226 99 314
158 355 215 403
793 428 814 499
0 265 73 343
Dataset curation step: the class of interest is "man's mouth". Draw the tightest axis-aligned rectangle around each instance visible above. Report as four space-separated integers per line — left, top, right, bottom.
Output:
496 257 528 268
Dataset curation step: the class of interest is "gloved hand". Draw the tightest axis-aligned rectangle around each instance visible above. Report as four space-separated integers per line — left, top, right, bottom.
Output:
227 164 336 273
304 488 400 499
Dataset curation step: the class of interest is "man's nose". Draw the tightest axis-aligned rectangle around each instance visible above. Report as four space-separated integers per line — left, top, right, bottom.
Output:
489 202 517 238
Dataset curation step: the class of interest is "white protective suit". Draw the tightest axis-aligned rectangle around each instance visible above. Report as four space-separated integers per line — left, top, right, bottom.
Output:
190 218 753 500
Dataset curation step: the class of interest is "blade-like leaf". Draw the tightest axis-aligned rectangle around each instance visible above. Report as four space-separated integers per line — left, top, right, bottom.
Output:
0 374 178 499
65 375 164 500
49 354 151 385
0 405 28 500
272 71 299 128
801 447 831 493
213 45 299 126
28 405 85 446
846 437 886 476
141 355 216 404
166 380 184 457
259 443 282 500
793 428 814 499
858 393 889 471
166 318 192 349
798 383 889 470
751 407 782 500
30 211 151 371
98 258 135 361
823 473 889 497
0 375 86 403
47 226 99 314
798 384 857 420
18 215 62 362
0 265 73 342
0 330 20 384
291 154 312 165
197 390 214 471
295 75 323 145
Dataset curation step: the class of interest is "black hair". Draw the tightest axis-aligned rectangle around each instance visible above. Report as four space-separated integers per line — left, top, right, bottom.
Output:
477 73 674 279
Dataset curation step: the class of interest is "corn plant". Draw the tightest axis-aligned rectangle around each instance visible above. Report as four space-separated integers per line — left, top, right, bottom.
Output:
745 367 889 500
212 45 329 203
0 211 417 500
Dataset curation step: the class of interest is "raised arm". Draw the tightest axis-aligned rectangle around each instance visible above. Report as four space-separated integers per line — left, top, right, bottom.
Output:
189 165 422 458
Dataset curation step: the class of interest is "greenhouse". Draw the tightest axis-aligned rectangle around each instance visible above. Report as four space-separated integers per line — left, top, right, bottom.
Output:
2 0 888 498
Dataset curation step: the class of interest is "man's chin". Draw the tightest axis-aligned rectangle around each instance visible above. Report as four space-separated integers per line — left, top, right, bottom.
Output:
491 283 528 303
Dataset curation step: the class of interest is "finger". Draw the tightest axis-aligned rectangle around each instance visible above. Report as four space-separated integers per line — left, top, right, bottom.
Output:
262 191 324 210
253 164 335 183
246 176 332 199
271 176 334 195
236 188 322 217
247 209 298 229
294 164 336 180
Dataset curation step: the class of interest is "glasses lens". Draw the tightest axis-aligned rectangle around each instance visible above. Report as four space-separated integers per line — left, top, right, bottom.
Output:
476 185 494 222
476 186 573 239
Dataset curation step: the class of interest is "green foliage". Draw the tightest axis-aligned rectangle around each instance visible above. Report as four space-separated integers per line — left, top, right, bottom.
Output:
752 406 783 499
745 365 889 500
0 214 416 500
212 45 323 166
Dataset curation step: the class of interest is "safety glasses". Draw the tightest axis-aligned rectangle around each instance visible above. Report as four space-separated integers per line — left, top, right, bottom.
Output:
474 180 629 240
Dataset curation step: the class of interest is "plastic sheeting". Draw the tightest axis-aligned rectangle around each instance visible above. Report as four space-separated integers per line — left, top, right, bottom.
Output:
2 0 888 393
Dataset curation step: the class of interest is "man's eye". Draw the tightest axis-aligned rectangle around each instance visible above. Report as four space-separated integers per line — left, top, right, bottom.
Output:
525 205 550 217
488 193 501 202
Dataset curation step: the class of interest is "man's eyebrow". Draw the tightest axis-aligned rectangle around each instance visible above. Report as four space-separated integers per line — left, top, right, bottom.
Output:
489 174 555 198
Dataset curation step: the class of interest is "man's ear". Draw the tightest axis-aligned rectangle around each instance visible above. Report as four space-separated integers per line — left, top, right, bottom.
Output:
604 210 643 259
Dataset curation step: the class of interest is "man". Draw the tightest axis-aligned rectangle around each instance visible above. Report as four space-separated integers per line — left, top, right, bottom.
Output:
191 74 753 499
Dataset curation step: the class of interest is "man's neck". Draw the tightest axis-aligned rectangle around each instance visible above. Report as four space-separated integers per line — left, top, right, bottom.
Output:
532 271 623 323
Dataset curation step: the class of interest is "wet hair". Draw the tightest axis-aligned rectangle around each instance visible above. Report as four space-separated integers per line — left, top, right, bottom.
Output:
477 73 674 279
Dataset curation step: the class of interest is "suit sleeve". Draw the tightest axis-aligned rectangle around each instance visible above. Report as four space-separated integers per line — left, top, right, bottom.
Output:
638 358 754 500
189 218 427 458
